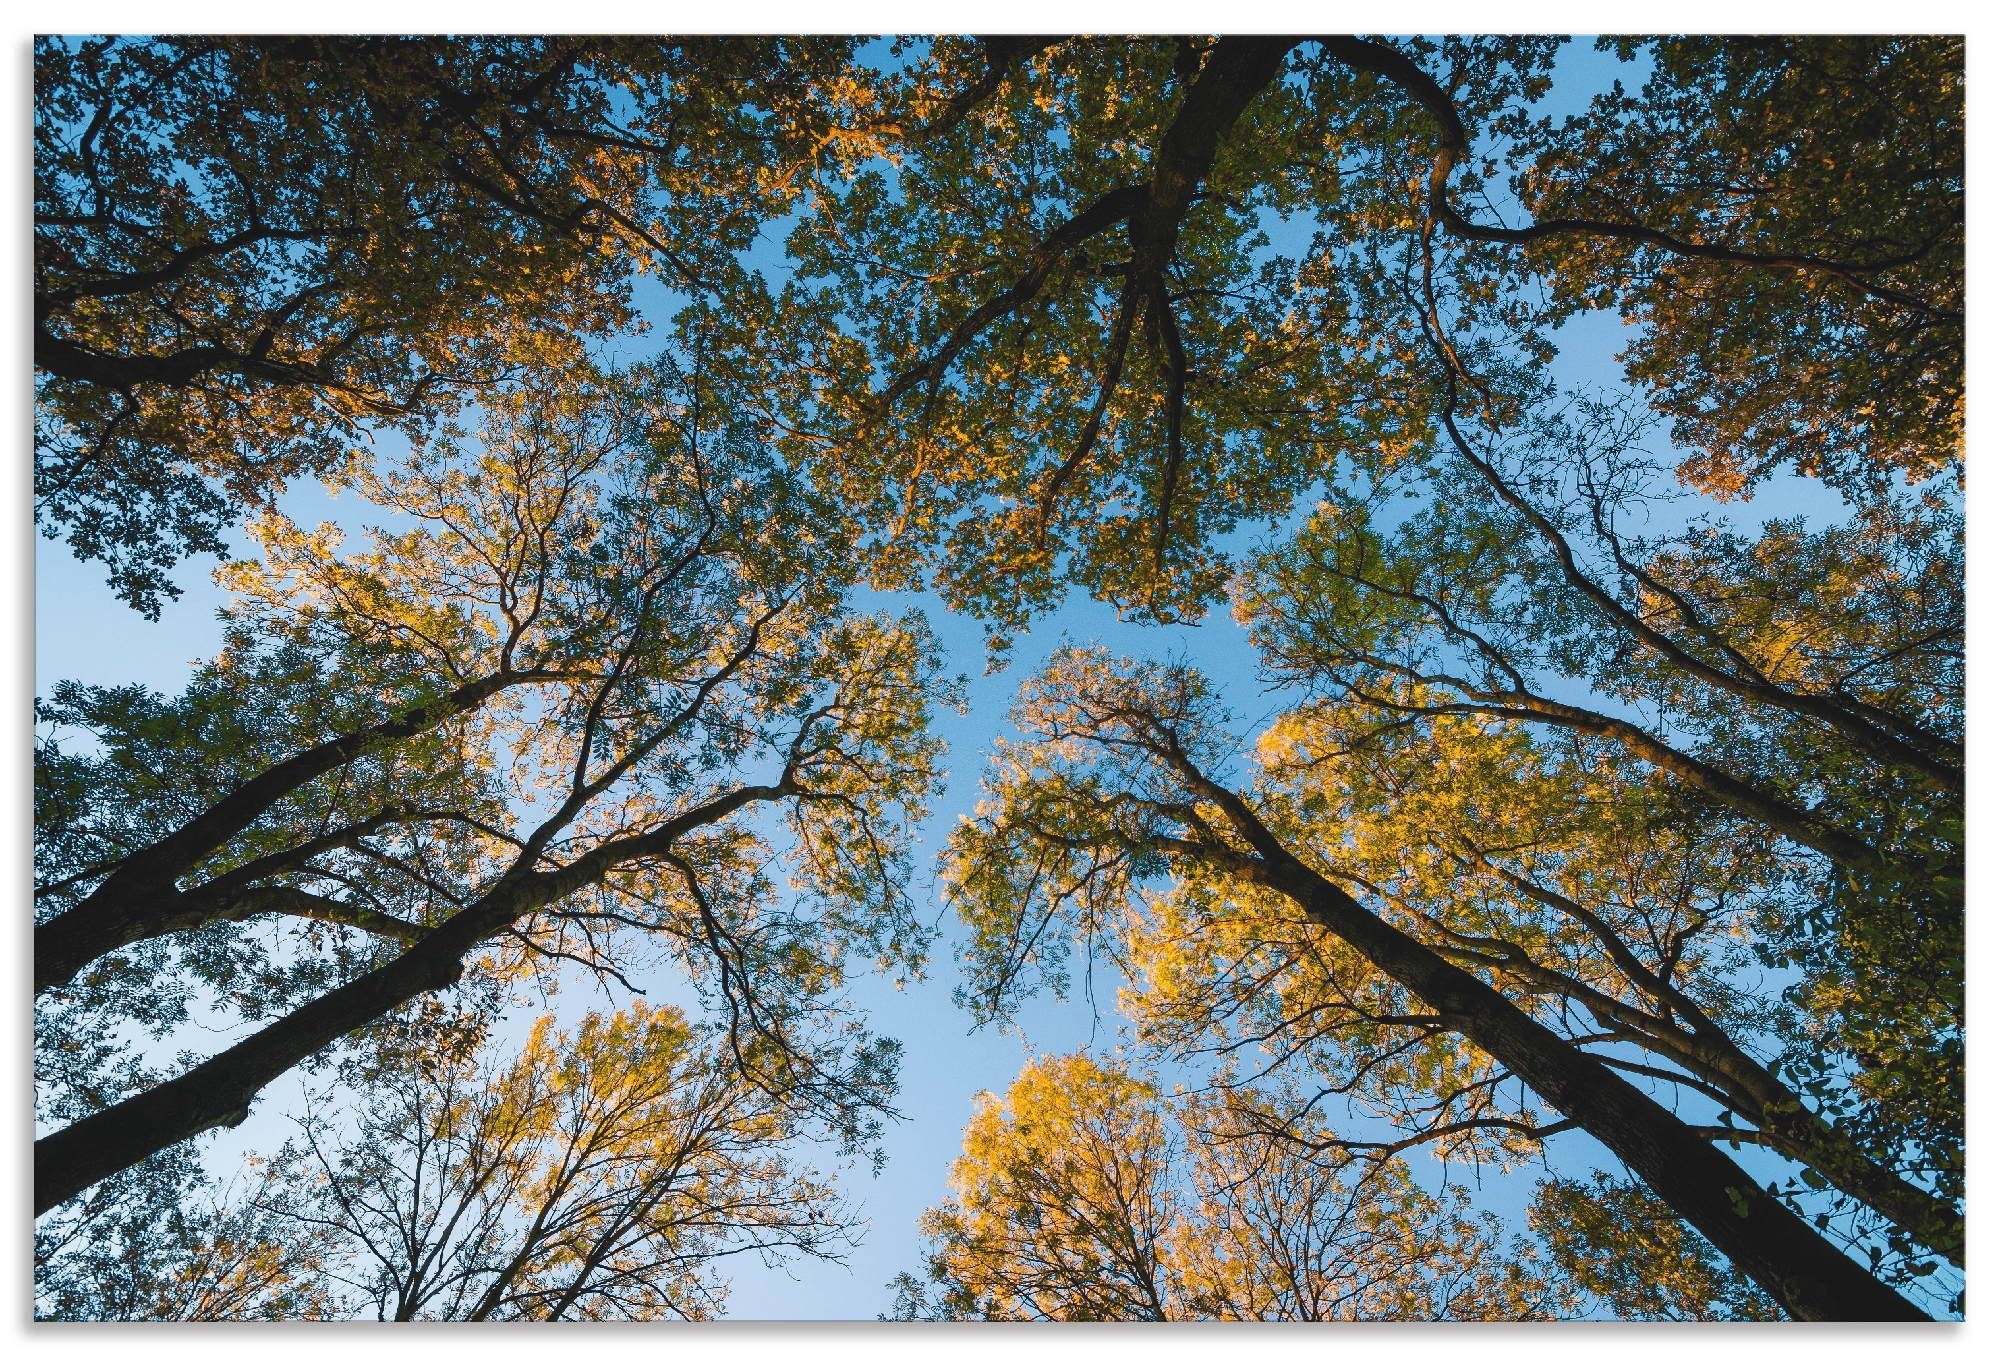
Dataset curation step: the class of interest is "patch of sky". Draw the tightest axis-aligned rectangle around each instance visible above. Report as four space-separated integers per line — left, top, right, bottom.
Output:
34 34 1956 1318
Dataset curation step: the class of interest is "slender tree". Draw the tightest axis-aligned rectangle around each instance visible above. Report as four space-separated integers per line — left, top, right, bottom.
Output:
892 1053 1567 1321
1119 700 1959 1280
262 1002 858 1321
948 649 1928 1319
35 361 951 1213
1238 397 1963 1245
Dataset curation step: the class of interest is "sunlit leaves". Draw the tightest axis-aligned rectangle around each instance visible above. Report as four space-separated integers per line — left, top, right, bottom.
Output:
896 1053 1569 1320
1531 1172 1780 1320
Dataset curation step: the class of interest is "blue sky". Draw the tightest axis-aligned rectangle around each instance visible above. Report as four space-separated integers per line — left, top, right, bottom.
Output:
30 34 1952 1320
34 483 1303 1315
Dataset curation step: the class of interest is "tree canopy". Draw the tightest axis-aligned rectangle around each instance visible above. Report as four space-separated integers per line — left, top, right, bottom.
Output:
36 354 952 1213
893 1052 1571 1320
780 35 1959 630
34 32 1963 1324
35 35 881 611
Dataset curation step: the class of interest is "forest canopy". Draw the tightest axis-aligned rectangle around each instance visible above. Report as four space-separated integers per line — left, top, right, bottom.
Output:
33 32 1963 1323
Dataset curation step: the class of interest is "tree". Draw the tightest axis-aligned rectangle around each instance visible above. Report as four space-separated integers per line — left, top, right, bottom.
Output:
260 1002 857 1320
784 36 1959 627
1236 406 1963 1254
894 1053 1181 1320
945 648 1927 1319
1116 697 1959 1284
891 1052 1566 1321
796 42 1957 1292
35 35 882 611
34 1144 334 1321
1530 1172 1782 1321
50 38 1968 616
1171 1091 1567 1320
35 359 952 1213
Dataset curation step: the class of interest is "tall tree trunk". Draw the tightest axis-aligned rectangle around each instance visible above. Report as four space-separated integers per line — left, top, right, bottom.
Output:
34 671 559 994
35 881 525 1215
35 782 782 1213
1171 768 1928 1321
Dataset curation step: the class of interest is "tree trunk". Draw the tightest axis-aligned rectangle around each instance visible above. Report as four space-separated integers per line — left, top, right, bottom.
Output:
35 878 528 1214
1176 772 1928 1321
35 672 535 993
35 782 783 1213
1464 864 1963 1265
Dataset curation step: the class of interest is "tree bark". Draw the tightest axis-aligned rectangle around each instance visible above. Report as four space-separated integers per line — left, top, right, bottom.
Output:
34 781 784 1214
1692 1042 1964 1268
34 671 555 993
1165 765 1928 1321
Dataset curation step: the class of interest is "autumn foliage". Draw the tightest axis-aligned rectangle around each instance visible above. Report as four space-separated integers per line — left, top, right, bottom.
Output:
35 34 1961 1322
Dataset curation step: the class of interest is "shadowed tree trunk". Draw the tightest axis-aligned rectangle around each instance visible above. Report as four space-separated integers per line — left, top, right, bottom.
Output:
35 781 785 1214
1109 727 1931 1321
